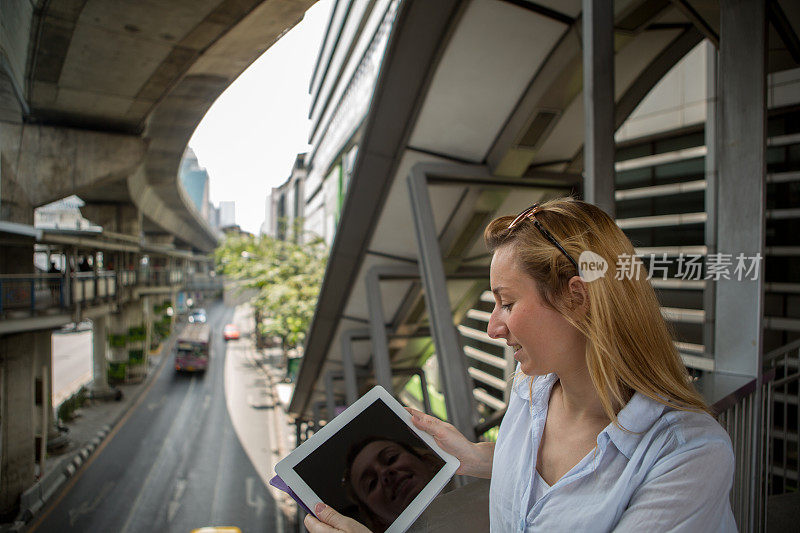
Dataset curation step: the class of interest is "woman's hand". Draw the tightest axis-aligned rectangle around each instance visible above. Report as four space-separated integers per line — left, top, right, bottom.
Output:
304 503 372 533
406 407 494 478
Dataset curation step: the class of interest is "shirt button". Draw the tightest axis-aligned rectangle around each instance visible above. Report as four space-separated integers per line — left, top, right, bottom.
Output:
519 518 525 531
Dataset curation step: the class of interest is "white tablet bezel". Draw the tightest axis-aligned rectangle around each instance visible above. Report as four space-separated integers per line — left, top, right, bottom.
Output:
275 385 460 533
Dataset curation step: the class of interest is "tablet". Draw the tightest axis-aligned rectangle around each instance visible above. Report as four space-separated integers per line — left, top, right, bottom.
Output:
275 386 460 533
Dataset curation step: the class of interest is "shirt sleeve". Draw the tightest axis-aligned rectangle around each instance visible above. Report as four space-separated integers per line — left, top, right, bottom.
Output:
612 434 737 532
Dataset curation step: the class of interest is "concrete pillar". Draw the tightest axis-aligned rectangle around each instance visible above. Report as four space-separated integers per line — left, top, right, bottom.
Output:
80 203 142 238
0 333 36 515
142 296 152 365
89 315 111 394
32 330 66 450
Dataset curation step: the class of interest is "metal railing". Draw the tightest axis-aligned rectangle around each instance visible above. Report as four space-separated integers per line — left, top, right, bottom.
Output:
0 274 64 314
712 338 800 532
0 269 220 318
764 339 800 510
715 375 770 532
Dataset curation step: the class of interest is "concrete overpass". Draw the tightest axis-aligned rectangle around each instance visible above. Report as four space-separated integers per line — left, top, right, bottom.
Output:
0 0 315 516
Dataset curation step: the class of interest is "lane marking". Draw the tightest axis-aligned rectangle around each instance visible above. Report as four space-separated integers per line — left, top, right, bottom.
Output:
147 395 167 411
119 376 197 533
167 501 181 523
245 477 265 517
67 480 115 526
28 335 174 532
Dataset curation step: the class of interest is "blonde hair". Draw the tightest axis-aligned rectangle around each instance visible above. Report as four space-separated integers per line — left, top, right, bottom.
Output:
484 197 708 427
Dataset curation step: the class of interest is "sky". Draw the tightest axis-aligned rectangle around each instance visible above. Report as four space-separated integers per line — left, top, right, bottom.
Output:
188 0 334 235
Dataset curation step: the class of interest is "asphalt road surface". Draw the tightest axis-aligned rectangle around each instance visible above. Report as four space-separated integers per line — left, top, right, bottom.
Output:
30 303 278 533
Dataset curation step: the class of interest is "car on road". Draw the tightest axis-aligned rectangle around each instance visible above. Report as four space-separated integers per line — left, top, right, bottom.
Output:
223 324 240 341
188 308 207 324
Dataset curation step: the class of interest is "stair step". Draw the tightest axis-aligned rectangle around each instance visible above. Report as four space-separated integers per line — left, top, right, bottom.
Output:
680 352 714 371
651 278 706 290
458 325 506 347
767 247 800 256
468 367 507 391
635 246 707 257
473 388 506 411
616 212 706 230
463 346 507 370
615 146 706 172
615 179 706 201
466 309 491 322
767 208 800 220
767 170 800 184
661 307 705 324
768 132 800 147
765 317 800 332
766 283 800 294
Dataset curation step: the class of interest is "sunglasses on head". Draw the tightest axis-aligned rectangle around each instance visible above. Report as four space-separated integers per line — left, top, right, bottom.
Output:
507 203 581 275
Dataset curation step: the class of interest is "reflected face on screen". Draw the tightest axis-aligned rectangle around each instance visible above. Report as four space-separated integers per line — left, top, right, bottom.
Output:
349 440 436 524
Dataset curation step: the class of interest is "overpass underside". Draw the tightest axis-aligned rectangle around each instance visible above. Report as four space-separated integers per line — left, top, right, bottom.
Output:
289 1 800 531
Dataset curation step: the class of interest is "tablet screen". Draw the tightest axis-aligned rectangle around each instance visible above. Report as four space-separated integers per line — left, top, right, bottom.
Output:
293 398 446 532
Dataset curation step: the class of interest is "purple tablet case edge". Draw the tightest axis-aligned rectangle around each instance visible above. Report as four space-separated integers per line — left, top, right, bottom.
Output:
270 474 314 515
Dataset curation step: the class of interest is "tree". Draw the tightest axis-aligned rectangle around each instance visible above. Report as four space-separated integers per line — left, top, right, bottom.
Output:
214 229 328 349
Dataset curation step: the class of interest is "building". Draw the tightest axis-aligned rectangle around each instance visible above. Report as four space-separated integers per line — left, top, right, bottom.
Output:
264 154 307 241
34 196 99 232
301 1 399 245
179 147 211 221
291 1 800 529
218 201 236 228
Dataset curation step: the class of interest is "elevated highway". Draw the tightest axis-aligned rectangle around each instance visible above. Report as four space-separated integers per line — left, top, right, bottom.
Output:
0 0 315 516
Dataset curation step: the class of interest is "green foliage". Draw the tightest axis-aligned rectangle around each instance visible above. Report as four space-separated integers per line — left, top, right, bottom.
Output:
108 362 127 383
214 228 328 349
108 333 128 348
403 375 448 421
481 425 499 442
128 325 146 342
153 320 170 339
128 349 145 364
57 387 88 422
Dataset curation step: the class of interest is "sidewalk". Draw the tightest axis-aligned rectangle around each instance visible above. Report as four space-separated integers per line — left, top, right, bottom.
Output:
3 330 179 532
224 303 299 531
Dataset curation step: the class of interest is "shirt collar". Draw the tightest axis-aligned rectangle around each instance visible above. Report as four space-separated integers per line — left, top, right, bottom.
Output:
513 369 667 460
603 392 666 459
513 372 558 414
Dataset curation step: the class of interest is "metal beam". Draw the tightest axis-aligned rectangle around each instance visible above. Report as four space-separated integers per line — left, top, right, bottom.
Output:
408 166 477 441
715 0 766 378
703 41 717 360
366 265 421 394
340 328 370 405
289 0 464 417
582 0 616 216
717 2 767 531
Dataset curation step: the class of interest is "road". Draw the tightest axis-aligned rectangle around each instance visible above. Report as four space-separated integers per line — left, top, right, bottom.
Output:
30 303 279 533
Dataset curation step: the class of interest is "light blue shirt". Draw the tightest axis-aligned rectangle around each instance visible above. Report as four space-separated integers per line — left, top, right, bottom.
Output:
489 372 737 532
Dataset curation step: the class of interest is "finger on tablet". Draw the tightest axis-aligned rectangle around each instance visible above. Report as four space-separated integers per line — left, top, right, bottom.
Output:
311 503 373 533
304 513 338 532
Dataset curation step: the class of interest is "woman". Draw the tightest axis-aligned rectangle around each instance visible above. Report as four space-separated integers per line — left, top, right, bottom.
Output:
306 198 736 532
341 436 444 531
